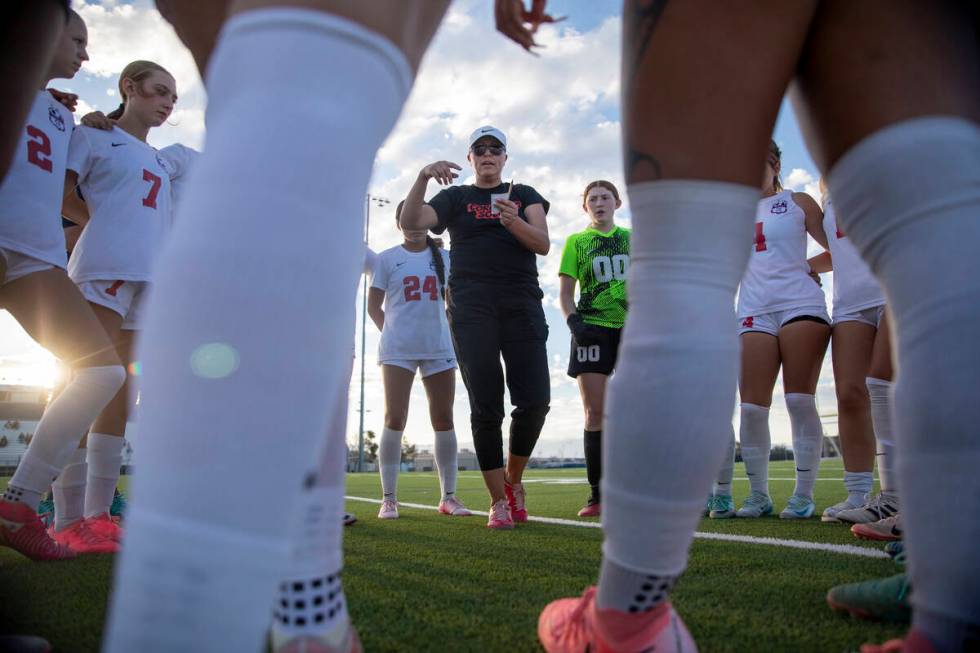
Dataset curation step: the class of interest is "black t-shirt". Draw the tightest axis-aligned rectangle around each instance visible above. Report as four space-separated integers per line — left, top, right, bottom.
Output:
428 182 549 286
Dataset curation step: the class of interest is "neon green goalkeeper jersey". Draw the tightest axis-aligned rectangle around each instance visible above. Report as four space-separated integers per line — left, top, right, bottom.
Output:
558 225 631 328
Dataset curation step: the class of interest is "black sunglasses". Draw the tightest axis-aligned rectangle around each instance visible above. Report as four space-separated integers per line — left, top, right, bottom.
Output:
471 144 505 156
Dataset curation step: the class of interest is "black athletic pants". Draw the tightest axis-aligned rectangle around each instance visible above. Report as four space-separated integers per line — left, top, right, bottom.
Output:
447 281 550 471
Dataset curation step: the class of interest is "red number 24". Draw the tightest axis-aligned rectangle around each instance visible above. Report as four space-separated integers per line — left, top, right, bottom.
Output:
142 169 162 208
403 275 439 302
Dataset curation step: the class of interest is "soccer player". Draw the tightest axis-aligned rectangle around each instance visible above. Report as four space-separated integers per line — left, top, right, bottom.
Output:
537 2 978 652
55 59 177 553
367 203 471 519
808 180 897 524
0 8 126 561
400 126 552 530
735 139 830 520
558 180 629 518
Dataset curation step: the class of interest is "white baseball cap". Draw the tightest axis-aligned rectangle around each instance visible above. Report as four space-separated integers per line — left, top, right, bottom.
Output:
468 125 507 149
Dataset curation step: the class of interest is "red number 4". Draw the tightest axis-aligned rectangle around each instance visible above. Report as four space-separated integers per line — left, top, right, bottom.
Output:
142 169 162 208
26 125 53 173
754 222 767 252
403 275 439 301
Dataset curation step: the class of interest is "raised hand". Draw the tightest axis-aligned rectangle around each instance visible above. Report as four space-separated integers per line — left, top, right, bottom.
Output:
422 160 462 186
494 0 565 54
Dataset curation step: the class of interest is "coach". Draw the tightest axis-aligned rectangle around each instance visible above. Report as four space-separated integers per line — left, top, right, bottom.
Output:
399 125 550 528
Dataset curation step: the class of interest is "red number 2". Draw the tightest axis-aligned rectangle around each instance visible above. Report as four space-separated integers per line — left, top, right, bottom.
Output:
26 125 53 173
142 169 162 208
403 275 439 302
754 222 767 252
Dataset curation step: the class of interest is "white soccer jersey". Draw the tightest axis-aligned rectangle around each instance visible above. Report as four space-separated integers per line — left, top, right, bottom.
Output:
371 245 454 361
67 126 175 283
158 143 200 213
737 190 827 318
823 198 884 315
0 91 74 267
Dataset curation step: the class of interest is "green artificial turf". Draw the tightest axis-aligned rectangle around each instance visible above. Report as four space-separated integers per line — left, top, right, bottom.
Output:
1 461 908 652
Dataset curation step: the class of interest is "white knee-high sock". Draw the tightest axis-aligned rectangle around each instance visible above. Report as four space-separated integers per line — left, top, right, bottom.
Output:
738 403 771 496
597 180 756 613
272 384 350 647
843 471 873 506
830 117 980 637
866 377 897 495
102 10 413 653
3 365 124 510
713 423 735 497
433 429 458 497
785 393 823 499
85 432 124 518
53 447 87 530
378 427 402 499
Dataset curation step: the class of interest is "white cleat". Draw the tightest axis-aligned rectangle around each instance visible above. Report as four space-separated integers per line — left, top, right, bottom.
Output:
377 499 399 520
438 495 472 516
821 499 864 523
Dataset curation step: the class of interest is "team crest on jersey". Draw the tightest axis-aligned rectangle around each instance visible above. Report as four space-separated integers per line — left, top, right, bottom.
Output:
48 107 67 132
770 200 788 214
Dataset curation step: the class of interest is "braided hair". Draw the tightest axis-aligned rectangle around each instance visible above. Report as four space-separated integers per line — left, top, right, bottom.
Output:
395 200 446 299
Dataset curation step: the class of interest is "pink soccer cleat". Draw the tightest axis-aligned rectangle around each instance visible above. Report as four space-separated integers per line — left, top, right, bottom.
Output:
577 500 601 517
438 495 472 516
48 518 119 554
85 512 123 542
486 499 514 530
377 499 399 520
0 500 76 561
505 481 528 522
860 630 938 653
272 624 363 653
538 586 698 653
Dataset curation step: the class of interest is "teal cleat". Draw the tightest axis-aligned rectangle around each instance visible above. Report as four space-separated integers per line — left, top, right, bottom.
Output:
709 494 736 519
110 489 128 521
736 491 773 518
36 496 54 529
826 573 911 623
779 494 815 519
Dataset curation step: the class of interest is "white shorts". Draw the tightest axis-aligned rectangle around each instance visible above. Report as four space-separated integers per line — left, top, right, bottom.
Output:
0 248 56 286
78 280 149 331
382 358 457 378
833 304 885 328
738 305 831 337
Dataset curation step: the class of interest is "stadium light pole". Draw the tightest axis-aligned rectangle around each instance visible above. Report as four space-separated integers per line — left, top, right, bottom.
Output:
358 194 390 472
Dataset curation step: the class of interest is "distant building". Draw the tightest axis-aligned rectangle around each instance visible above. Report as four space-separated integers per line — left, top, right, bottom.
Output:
413 448 479 472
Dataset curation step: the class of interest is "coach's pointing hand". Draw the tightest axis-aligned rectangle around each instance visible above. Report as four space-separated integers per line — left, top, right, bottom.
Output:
422 161 462 186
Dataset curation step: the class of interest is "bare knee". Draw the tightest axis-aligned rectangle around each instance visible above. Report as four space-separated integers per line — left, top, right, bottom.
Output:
430 413 453 432
385 412 407 432
583 406 603 432
835 380 870 414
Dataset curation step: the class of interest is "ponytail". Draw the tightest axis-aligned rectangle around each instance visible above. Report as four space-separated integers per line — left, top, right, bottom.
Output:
426 235 446 299
106 102 125 120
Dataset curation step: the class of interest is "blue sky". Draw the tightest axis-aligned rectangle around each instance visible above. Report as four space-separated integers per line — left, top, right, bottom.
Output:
1 1 835 456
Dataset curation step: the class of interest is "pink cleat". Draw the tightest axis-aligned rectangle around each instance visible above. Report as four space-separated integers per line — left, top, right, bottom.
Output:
0 500 76 561
48 518 119 554
85 512 123 542
505 481 528 522
577 500 601 518
377 499 399 520
860 630 938 653
272 624 363 653
486 499 514 530
538 586 698 653
438 495 472 516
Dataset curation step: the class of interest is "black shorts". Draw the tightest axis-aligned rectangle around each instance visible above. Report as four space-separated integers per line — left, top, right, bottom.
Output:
567 325 621 378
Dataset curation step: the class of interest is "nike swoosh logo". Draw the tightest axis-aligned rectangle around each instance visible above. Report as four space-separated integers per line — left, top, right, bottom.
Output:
394 262 405 268
111 143 126 147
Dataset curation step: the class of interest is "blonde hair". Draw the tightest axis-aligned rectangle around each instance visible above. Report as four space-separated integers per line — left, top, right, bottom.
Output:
107 60 172 119
768 139 783 192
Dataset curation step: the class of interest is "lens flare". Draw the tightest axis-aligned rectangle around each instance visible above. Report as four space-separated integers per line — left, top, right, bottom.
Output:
127 361 142 376
189 343 239 379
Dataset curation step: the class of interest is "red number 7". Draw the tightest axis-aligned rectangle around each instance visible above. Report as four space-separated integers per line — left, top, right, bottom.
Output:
142 169 162 208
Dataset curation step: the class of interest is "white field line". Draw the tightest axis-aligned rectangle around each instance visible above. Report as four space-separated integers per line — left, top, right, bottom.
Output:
344 496 889 559
516 477 860 485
